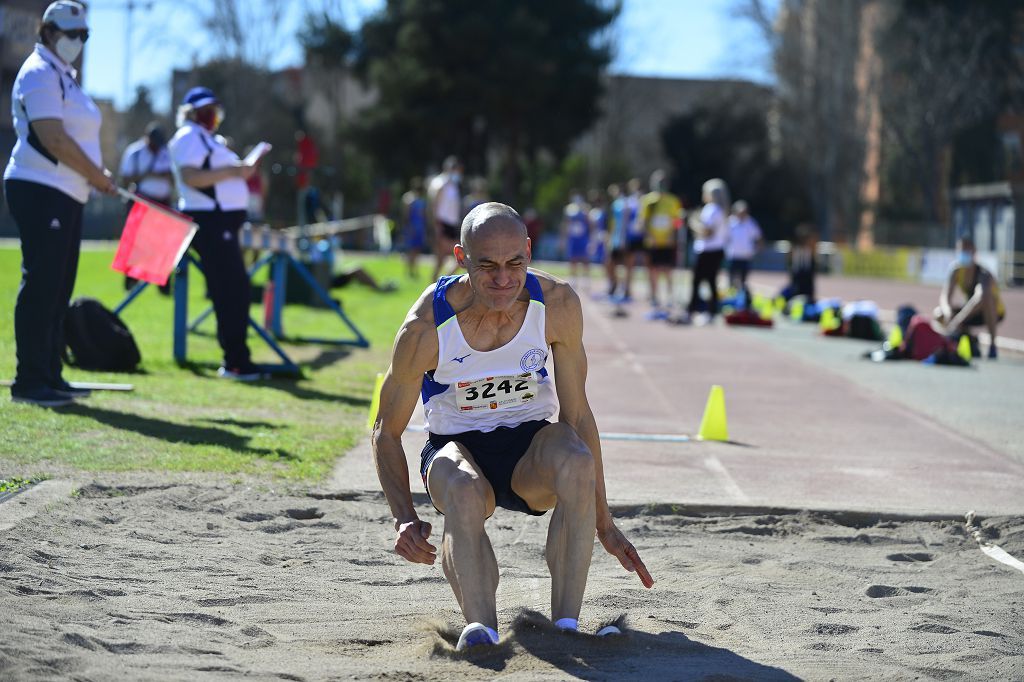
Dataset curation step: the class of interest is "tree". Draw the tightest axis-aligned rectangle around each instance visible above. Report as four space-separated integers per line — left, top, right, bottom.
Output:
876 0 1021 223
182 0 289 67
738 0 868 243
353 0 619 203
121 85 162 145
660 91 810 239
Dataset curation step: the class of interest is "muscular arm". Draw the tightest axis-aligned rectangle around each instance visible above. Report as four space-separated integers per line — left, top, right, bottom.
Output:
548 282 654 587
371 292 440 563
31 119 114 193
548 288 611 528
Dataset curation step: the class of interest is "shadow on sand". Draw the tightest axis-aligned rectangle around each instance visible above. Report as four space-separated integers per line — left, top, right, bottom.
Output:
425 610 799 680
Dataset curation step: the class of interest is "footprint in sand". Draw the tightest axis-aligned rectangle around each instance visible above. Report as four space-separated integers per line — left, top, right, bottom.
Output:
886 552 935 562
912 623 960 635
809 623 860 636
865 585 934 598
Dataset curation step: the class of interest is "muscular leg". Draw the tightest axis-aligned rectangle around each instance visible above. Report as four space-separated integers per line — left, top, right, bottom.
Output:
426 443 499 628
510 422 596 622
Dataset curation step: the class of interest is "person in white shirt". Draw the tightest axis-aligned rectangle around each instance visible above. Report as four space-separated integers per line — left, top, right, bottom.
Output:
681 178 730 324
119 120 173 290
169 86 261 380
428 155 463 281
3 0 116 407
725 200 762 293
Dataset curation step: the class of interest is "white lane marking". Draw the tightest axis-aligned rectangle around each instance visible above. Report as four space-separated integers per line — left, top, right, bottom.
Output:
980 545 1024 575
704 455 749 503
966 510 1024 575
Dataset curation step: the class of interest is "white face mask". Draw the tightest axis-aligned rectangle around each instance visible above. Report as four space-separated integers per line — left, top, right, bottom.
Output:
55 36 84 64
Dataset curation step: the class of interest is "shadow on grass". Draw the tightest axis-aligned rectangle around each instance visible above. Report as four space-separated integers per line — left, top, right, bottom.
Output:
179 362 370 407
303 347 354 371
198 417 282 430
62 404 297 460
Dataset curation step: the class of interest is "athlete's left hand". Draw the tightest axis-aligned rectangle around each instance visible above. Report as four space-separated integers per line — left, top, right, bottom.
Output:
598 523 654 588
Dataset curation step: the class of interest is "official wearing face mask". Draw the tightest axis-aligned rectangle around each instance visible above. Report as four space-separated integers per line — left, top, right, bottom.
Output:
3 0 117 407
169 87 262 380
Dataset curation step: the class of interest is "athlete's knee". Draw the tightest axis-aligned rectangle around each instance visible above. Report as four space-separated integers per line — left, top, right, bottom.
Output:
440 471 490 520
545 424 595 492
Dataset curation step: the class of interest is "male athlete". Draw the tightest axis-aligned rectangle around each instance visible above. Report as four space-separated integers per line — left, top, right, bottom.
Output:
372 202 653 650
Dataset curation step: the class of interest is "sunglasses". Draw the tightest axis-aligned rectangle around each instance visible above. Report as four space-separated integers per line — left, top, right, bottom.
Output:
61 29 89 42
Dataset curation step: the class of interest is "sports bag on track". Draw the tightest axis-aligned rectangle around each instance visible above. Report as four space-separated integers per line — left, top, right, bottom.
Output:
63 297 141 372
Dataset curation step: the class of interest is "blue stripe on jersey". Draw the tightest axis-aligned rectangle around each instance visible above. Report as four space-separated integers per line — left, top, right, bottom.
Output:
538 367 548 379
421 370 449 403
433 275 460 326
524 272 543 303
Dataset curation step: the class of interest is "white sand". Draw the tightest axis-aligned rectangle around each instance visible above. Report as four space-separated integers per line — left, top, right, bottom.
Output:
0 472 1021 681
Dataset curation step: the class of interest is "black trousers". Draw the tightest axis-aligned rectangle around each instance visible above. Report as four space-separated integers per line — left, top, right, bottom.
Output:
688 248 725 315
5 179 84 392
185 209 252 369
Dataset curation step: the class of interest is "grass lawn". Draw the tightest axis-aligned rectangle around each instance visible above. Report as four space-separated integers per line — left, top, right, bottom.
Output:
0 244 433 481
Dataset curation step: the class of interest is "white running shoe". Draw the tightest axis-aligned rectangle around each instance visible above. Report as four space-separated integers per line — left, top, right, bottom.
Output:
455 622 499 651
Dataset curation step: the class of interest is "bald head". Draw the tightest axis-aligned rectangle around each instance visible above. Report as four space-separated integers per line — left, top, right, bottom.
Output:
460 202 527 253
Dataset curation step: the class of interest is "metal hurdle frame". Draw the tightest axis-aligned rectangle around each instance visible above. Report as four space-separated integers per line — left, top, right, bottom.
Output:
114 215 385 374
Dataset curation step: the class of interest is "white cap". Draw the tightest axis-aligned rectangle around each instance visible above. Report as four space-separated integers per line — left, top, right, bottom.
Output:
43 1 88 31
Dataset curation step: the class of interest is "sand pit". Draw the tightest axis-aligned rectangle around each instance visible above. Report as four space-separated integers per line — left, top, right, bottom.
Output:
0 475 1021 680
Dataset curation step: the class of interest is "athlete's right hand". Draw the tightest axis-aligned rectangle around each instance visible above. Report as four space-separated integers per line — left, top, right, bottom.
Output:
394 519 436 565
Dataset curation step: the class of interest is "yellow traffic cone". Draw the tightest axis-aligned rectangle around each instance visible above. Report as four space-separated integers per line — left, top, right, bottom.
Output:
697 385 729 442
820 307 839 332
367 372 385 430
887 324 903 349
790 299 804 321
957 335 973 363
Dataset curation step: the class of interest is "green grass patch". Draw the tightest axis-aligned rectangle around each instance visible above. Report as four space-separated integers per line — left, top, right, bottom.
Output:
0 245 432 480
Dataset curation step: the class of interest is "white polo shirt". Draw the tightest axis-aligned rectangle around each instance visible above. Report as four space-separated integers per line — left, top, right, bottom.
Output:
119 139 172 200
168 121 247 212
694 203 728 254
3 43 103 204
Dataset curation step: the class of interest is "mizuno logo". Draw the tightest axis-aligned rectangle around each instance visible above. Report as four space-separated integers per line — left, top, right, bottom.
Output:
451 354 471 363
49 218 61 229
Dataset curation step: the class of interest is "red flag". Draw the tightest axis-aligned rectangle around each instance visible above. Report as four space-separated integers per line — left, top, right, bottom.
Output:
112 199 197 286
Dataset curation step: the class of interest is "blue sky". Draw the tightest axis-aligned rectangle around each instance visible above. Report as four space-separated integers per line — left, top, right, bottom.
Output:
81 0 775 111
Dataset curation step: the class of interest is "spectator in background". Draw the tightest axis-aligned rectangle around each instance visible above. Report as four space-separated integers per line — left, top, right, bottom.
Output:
604 183 627 299
169 86 262 381
523 207 544 247
937 234 1005 359
561 189 591 292
622 177 646 301
294 128 318 227
725 200 762 295
119 120 173 291
588 188 608 274
680 178 730 325
638 170 682 315
464 176 489 213
428 155 463 281
4 0 117 407
402 177 427 279
781 222 817 305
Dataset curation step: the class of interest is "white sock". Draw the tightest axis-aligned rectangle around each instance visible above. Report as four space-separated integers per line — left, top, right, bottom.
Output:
554 617 578 631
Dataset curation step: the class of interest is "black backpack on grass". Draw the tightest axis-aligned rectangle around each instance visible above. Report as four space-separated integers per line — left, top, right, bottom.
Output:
63 298 141 372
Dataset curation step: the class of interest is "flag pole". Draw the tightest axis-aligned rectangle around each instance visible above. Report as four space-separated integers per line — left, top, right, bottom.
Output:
116 187 196 225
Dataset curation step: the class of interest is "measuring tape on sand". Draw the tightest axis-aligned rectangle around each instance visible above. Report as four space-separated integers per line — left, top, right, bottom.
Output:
965 510 1024 575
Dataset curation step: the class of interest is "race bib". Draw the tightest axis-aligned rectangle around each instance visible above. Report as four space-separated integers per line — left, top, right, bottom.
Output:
652 214 672 231
455 373 539 412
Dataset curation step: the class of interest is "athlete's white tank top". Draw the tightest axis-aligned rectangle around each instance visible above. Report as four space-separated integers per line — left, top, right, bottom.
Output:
422 274 557 435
